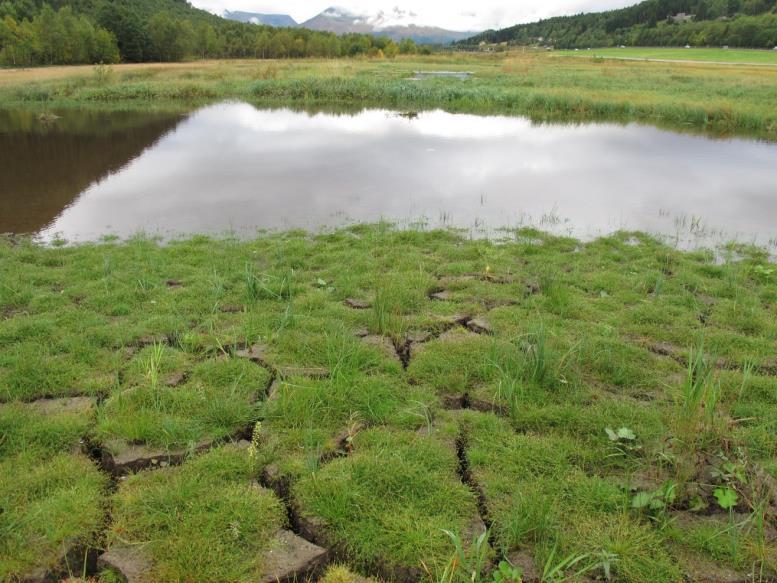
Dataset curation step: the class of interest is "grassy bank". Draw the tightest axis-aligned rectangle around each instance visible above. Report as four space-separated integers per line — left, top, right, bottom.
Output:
1 53 777 139
1 225 776 581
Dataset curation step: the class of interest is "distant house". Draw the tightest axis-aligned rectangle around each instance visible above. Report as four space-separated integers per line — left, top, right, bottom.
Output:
670 13 695 23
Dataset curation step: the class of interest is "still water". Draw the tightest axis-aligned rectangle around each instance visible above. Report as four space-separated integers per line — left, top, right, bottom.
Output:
1 102 776 245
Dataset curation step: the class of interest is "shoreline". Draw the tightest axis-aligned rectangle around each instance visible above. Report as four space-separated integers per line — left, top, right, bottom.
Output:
1 55 775 141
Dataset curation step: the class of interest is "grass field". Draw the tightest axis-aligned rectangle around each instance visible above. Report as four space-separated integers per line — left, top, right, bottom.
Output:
557 47 777 65
1 52 777 139
1 225 776 581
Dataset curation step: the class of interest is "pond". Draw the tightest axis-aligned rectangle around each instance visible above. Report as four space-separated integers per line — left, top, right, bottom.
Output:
1 102 776 247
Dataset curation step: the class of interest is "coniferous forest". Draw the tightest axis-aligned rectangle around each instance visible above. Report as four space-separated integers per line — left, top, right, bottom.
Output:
0 0 420 66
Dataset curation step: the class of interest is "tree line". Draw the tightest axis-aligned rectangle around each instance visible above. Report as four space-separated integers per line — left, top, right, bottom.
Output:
0 0 422 66
463 0 777 48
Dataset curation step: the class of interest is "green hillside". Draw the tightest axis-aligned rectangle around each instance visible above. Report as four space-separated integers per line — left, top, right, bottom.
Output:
0 0 415 66
462 0 777 48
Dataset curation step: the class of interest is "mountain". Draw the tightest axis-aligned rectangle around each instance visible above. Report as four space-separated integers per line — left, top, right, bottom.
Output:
461 0 777 49
301 6 474 44
223 10 297 27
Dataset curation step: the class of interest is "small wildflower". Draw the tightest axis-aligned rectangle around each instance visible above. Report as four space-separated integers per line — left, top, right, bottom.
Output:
247 422 263 468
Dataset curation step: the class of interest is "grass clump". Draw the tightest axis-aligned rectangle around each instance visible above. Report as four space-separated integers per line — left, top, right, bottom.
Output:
293 428 480 578
108 446 285 582
0 401 106 580
95 355 269 451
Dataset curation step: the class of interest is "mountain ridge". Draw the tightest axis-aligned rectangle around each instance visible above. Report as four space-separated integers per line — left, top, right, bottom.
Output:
461 0 777 49
224 5 475 44
223 10 297 27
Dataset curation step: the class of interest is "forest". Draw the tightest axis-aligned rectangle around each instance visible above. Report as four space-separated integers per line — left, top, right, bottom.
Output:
0 0 421 66
463 0 777 48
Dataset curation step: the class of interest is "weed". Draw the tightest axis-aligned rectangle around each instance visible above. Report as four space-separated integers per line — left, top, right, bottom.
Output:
675 339 723 454
438 529 492 583
605 427 642 464
144 342 165 389
92 63 114 86
631 480 677 528
540 545 592 582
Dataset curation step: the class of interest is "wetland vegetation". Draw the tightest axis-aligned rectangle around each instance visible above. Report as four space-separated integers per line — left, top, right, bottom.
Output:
1 226 776 581
2 53 777 140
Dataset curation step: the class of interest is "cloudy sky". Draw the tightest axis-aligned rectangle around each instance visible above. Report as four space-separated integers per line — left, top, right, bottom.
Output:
190 0 639 31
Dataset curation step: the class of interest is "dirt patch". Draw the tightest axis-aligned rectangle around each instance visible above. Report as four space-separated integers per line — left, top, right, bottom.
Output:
362 334 403 364
439 313 473 329
321 422 367 463
101 440 214 476
97 546 154 583
467 318 493 335
677 550 753 583
467 396 509 417
640 338 776 376
429 290 454 301
21 542 98 583
506 550 540 583
164 371 188 388
133 334 171 349
266 378 283 403
2 305 26 320
261 530 328 583
525 281 541 295
235 343 270 365
24 396 97 417
482 297 519 310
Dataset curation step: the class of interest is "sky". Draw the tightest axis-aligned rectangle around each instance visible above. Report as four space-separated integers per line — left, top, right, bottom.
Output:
189 0 640 31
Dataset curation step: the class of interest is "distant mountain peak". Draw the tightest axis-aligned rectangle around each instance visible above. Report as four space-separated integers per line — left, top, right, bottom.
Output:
301 6 476 44
223 10 297 28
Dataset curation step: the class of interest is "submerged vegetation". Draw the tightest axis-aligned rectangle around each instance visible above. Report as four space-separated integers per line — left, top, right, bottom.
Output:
1 53 777 140
1 225 776 581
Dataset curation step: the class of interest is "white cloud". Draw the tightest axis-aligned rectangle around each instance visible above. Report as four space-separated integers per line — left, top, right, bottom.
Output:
192 0 639 31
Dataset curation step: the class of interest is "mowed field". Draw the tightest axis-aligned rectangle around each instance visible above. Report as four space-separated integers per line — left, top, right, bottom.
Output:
557 46 777 65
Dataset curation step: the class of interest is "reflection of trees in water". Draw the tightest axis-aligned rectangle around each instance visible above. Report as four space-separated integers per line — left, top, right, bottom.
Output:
0 109 187 234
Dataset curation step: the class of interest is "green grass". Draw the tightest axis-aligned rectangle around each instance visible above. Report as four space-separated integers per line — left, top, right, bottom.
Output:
1 53 777 139
1 225 776 580
0 400 107 579
108 446 286 581
293 427 481 579
558 47 777 65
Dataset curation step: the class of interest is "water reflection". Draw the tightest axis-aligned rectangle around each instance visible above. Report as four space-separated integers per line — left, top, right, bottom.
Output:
1 103 775 246
0 109 186 233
